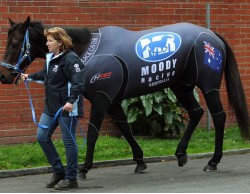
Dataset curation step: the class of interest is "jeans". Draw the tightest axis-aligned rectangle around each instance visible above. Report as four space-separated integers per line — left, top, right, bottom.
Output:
37 113 78 181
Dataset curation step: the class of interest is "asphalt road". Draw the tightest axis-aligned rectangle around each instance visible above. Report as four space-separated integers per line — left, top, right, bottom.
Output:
0 153 250 193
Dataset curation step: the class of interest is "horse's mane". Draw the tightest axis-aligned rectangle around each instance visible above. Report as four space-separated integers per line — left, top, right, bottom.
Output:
30 21 91 45
64 27 91 45
30 21 45 38
10 20 91 45
27 21 91 56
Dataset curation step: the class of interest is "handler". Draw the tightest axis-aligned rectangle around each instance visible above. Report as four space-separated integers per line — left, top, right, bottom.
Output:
21 27 84 190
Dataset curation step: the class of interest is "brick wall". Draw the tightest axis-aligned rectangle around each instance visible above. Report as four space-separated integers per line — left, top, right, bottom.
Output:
0 0 250 145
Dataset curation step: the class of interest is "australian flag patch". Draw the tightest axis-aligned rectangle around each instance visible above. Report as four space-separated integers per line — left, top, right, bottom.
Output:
203 41 223 73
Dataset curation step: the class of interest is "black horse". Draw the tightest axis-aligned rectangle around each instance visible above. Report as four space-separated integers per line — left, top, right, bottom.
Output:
1 16 249 178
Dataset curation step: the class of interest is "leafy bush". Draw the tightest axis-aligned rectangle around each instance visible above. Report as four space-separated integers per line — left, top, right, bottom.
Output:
122 88 188 139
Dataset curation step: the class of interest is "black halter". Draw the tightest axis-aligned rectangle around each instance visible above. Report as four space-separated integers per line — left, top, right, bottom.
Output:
0 29 32 84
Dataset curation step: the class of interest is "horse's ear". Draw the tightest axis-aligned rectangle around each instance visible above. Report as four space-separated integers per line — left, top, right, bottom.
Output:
8 18 15 26
20 16 30 32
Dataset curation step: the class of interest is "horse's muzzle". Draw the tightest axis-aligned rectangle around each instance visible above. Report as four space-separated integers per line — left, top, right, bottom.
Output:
0 73 4 83
0 73 13 84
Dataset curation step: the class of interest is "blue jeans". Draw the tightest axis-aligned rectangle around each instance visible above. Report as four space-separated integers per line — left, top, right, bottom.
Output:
37 113 78 181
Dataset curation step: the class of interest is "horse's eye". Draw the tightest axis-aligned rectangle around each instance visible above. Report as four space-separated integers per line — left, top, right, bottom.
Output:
8 29 15 36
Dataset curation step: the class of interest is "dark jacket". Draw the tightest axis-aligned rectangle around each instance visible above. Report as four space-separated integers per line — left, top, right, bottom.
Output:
28 51 85 117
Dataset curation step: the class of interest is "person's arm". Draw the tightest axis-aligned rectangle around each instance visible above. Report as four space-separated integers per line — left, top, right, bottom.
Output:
28 70 45 81
63 53 85 112
67 55 85 104
21 62 46 83
21 70 45 84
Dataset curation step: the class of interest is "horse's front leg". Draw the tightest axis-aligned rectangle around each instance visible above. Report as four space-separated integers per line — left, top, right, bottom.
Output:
78 93 111 179
107 102 147 173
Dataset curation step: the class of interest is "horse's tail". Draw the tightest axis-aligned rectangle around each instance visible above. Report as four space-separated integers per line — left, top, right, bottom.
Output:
216 32 250 140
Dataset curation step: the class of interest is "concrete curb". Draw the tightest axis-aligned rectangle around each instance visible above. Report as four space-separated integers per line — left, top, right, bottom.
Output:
1 148 250 178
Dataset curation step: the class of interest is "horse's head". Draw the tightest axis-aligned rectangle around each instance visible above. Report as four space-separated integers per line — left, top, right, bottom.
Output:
0 16 47 84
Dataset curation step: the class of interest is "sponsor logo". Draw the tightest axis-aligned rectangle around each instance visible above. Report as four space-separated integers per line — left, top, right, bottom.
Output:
80 33 100 64
74 63 81 72
135 32 181 62
90 72 112 83
140 59 177 87
52 65 58 72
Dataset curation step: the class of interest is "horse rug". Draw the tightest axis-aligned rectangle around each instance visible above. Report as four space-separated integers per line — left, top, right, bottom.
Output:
80 22 225 101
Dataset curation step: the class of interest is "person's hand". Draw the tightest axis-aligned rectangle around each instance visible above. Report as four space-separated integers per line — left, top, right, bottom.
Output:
63 102 73 112
21 73 29 81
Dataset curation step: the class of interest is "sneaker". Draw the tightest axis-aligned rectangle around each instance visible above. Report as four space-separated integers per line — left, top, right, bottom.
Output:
46 172 65 188
54 179 78 190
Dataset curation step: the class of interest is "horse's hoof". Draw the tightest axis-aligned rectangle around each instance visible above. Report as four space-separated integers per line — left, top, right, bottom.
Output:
203 164 217 172
78 170 87 180
177 154 188 167
135 163 147 173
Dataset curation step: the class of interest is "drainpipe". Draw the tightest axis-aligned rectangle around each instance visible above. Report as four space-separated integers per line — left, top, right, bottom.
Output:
206 3 211 130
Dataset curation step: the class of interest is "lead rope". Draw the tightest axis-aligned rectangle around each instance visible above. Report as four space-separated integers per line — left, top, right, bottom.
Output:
24 79 86 147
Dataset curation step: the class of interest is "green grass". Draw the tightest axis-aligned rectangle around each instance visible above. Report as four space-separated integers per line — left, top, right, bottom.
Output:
0 126 249 171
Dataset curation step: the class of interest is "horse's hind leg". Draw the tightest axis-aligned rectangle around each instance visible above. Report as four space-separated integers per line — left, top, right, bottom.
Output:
79 93 112 179
203 90 226 171
107 102 147 173
171 85 204 167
